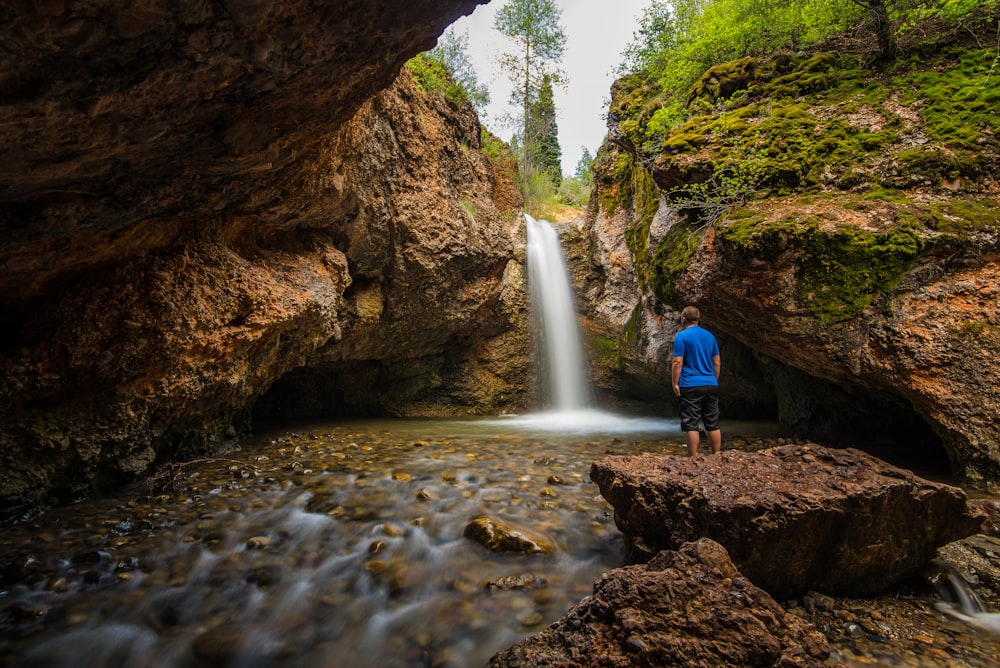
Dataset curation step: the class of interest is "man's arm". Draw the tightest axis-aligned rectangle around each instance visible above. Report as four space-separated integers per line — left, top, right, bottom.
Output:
672 356 683 397
713 354 721 382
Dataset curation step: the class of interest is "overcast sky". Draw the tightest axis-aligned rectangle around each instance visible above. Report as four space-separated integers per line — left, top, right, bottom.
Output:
449 0 650 177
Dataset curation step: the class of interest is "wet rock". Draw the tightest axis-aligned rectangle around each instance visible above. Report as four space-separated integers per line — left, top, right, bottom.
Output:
71 550 112 565
969 498 1000 537
487 538 830 667
485 574 548 591
591 445 984 599
246 536 272 550
463 516 554 554
108 518 153 537
192 625 246 664
246 565 282 587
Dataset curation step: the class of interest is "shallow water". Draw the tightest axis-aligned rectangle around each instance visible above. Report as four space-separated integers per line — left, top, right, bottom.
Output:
0 415 995 667
0 413 707 667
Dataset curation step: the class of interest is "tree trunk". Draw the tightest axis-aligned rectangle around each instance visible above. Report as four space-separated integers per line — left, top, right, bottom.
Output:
867 0 898 63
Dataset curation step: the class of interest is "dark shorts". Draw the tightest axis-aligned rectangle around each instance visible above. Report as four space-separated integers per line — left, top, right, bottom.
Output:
679 386 720 432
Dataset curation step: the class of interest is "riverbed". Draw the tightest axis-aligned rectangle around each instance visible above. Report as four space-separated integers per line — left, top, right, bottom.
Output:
1 414 998 667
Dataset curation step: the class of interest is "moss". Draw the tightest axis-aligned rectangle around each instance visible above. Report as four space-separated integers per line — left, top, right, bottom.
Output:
687 57 759 104
596 149 640 216
894 49 1000 153
719 214 924 323
592 336 622 369
647 219 704 304
459 199 476 219
922 198 1000 237
896 146 982 181
622 164 661 291
950 320 1000 352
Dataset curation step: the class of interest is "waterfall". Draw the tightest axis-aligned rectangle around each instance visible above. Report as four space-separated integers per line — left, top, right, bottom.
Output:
525 213 592 411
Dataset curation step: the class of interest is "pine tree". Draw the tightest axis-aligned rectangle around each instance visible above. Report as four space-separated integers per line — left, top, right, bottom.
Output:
495 0 567 180
529 74 562 188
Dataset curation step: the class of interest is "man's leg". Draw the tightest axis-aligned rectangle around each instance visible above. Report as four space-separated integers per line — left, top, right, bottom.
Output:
707 429 722 454
686 430 700 456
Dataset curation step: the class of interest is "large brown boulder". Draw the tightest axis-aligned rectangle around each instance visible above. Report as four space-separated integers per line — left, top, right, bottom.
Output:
488 537 830 667
590 445 985 599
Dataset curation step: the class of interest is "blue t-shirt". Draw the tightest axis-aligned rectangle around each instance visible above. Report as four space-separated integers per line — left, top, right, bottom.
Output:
672 325 720 388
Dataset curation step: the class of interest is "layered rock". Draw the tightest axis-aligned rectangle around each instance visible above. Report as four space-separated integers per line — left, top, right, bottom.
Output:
584 17 1000 489
0 0 533 512
590 445 985 599
488 537 830 667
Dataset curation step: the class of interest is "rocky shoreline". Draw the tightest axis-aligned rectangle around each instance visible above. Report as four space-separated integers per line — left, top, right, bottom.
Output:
493 437 1000 667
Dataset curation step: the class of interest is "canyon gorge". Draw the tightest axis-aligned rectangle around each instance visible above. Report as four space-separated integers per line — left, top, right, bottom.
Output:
1 1 999 514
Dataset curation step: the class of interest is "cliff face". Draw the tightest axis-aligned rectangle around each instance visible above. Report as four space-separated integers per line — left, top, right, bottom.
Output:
585 15 1000 489
0 0 534 512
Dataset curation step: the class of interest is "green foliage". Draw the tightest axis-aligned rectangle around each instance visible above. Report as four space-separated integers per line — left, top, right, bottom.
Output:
495 0 567 181
575 147 594 182
557 175 591 208
529 74 562 188
617 0 862 126
459 199 477 219
519 165 558 215
604 0 1000 320
405 29 489 112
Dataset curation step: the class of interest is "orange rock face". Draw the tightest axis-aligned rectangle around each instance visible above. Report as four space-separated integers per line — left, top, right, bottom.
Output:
0 1 535 512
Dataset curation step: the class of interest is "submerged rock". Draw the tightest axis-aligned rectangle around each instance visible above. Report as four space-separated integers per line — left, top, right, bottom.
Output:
487 538 830 667
590 444 985 599
463 516 554 554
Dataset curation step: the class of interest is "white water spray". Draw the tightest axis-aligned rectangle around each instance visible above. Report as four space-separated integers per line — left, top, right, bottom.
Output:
525 213 592 411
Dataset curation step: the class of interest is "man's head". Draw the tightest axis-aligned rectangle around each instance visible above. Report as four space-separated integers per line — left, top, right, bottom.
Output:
681 306 700 325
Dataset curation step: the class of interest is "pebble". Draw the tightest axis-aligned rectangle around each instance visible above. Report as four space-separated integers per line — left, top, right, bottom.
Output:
1 425 997 668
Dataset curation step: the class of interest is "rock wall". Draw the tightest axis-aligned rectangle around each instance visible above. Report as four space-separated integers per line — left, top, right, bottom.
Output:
0 0 534 513
583 19 1000 489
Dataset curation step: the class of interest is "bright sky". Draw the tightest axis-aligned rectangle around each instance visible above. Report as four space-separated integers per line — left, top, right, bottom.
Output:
450 0 650 177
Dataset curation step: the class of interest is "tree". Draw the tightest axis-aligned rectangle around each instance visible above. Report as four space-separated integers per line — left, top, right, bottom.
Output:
405 28 490 114
431 28 491 114
848 0 898 62
529 73 562 187
495 0 567 178
575 147 594 182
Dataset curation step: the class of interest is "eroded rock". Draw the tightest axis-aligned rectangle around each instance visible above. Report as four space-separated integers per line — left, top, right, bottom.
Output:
590 444 985 599
0 1 527 513
487 538 830 667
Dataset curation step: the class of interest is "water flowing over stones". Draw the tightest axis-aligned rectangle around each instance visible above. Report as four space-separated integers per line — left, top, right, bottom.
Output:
590 444 985 599
487 538 831 668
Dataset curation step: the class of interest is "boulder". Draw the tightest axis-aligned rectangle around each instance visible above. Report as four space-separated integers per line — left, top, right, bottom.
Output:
487 538 829 667
590 444 985 599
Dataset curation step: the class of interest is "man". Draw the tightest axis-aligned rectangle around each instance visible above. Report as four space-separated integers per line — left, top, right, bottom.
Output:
671 306 721 456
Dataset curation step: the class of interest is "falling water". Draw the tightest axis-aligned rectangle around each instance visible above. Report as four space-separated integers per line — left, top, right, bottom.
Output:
525 214 592 412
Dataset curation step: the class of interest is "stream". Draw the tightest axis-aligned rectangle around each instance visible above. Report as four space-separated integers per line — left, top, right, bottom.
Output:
1 415 998 667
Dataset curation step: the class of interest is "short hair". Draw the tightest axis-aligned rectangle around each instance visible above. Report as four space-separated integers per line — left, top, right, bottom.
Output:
681 306 700 323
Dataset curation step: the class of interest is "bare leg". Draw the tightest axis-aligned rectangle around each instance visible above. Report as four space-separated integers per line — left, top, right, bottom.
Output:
707 429 722 454
686 431 700 456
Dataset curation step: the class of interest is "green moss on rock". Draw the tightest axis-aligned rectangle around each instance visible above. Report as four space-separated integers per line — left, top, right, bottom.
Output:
719 213 924 323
